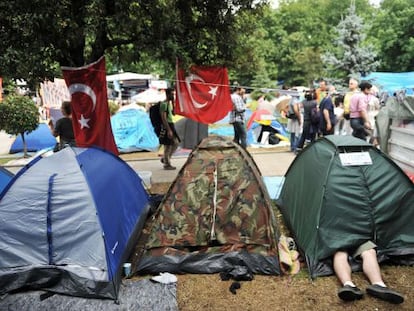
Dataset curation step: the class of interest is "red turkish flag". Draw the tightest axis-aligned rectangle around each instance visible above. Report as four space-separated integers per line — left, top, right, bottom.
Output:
175 64 232 124
61 56 118 155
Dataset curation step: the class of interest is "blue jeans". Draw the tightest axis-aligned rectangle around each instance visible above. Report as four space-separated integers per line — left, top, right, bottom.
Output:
290 133 300 152
233 122 247 148
350 118 367 140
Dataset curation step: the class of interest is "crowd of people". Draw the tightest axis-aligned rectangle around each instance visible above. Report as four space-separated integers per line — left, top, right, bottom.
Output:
281 78 381 154
226 78 382 154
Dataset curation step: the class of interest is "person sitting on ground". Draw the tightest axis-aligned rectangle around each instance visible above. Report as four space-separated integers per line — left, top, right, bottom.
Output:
49 101 76 151
334 241 404 304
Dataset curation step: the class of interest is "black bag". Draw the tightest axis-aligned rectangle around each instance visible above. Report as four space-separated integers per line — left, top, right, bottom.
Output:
149 102 162 136
286 99 297 119
268 134 280 145
310 106 320 125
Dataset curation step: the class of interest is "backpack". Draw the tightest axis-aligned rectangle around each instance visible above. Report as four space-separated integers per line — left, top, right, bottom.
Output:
310 105 320 125
149 102 162 136
286 98 297 119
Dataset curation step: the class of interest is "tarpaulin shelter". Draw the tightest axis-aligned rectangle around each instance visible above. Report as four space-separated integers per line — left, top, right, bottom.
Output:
9 123 57 154
376 94 414 176
364 71 414 95
111 107 159 153
277 135 414 278
0 147 150 300
137 136 280 275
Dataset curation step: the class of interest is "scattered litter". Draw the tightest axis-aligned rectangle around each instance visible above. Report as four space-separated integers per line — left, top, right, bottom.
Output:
151 272 178 284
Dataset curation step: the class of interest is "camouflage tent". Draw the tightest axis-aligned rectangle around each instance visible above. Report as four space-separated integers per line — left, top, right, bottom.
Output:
137 136 280 275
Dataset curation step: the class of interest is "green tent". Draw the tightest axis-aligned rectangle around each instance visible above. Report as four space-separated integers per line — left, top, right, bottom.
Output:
277 135 414 278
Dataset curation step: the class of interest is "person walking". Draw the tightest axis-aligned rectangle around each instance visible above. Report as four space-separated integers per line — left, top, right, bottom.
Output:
286 96 302 153
159 88 180 170
230 87 247 148
319 86 336 136
342 78 359 135
350 81 373 141
296 89 318 151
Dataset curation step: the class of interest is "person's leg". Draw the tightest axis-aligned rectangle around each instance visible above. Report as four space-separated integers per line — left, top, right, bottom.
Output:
360 248 383 284
333 251 353 285
163 144 171 165
234 122 246 148
333 251 363 301
233 123 239 144
290 132 296 151
238 123 247 148
361 249 404 304
168 137 179 164
350 118 367 140
297 122 309 149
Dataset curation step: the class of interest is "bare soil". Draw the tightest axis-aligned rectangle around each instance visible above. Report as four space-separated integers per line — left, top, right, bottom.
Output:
134 182 414 311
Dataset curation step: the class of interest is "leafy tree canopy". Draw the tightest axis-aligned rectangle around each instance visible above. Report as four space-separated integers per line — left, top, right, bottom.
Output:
0 94 39 156
369 0 414 72
322 3 379 82
0 0 265 88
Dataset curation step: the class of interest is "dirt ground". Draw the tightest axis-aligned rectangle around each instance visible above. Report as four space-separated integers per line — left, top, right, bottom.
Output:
135 183 414 311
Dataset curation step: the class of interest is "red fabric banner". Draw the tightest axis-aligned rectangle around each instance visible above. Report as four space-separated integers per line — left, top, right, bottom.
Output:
175 64 232 124
62 56 118 155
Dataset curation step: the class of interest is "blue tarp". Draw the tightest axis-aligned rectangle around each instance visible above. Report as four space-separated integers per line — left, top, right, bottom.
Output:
9 123 57 154
364 71 414 95
111 108 159 153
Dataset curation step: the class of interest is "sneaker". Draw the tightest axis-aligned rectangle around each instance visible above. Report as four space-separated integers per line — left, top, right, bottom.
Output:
366 284 404 304
160 158 165 164
163 164 176 170
338 285 364 301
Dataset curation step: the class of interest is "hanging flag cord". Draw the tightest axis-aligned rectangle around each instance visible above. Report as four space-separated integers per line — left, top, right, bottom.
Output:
210 164 218 241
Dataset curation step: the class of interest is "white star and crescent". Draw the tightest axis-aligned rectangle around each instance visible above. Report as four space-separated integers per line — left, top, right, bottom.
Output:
68 83 97 130
208 86 218 99
185 73 218 109
78 114 90 129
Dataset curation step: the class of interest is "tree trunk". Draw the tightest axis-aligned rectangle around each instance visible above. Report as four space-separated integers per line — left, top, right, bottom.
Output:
21 132 28 158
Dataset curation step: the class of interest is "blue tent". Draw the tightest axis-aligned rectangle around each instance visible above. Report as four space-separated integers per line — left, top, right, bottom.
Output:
9 123 57 154
364 72 414 95
111 107 159 153
0 147 150 300
0 167 14 193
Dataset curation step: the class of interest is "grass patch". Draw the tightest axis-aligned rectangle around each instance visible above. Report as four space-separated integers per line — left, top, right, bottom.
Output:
0 157 15 165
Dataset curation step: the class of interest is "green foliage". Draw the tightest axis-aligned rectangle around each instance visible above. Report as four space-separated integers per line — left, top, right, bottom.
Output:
0 94 39 157
1 0 412 93
258 0 376 87
322 3 379 82
0 94 39 137
370 0 414 71
0 0 261 85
